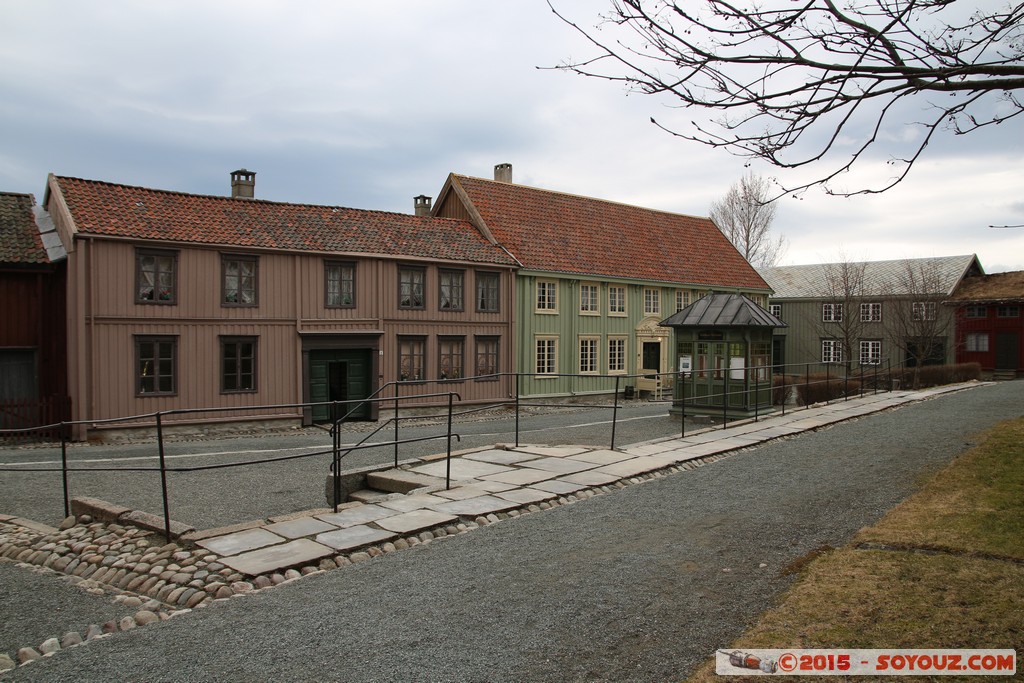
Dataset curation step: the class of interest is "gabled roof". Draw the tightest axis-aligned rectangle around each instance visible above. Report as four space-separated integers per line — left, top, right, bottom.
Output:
437 174 770 290
0 192 48 265
660 293 785 328
757 255 983 299
948 270 1024 304
48 176 517 266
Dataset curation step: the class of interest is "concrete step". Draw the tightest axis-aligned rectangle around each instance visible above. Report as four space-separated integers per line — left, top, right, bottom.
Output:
347 489 394 504
366 469 448 494
991 370 1017 381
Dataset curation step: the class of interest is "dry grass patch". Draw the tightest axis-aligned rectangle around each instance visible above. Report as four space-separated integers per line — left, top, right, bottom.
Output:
687 549 1024 683
856 417 1024 559
685 416 1024 683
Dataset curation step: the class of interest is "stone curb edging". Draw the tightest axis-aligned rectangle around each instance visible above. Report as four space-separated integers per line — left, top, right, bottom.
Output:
0 449 743 674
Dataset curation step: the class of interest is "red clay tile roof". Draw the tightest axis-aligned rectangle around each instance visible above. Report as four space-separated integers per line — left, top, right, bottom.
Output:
448 175 769 290
0 192 48 264
52 176 516 266
949 271 1024 303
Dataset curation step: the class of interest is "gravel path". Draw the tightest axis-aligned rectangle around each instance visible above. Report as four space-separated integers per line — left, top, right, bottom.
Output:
5 381 1022 682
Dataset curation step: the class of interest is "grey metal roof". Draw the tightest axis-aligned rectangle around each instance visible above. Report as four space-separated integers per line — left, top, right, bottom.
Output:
33 205 66 263
757 255 982 299
660 293 785 328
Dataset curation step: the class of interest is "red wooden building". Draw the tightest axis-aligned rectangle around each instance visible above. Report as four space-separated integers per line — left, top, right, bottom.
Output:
949 271 1024 379
0 192 69 430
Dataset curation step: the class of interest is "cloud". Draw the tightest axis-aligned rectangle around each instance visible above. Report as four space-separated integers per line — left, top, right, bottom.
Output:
0 0 1021 273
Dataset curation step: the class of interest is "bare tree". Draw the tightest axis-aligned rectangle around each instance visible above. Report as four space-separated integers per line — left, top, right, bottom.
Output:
814 258 871 372
710 173 785 266
884 259 955 387
549 1 1024 196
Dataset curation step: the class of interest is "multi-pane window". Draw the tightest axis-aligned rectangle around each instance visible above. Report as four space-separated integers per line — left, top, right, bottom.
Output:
439 269 464 311
579 337 599 374
859 340 882 365
912 301 937 321
608 286 626 315
136 336 176 396
399 266 426 309
821 339 843 364
475 336 500 379
965 305 987 318
221 337 257 392
476 271 500 312
860 302 882 322
222 255 258 306
769 304 782 319
675 289 691 312
608 337 626 373
136 249 177 304
997 305 1020 318
438 337 464 380
822 302 843 322
325 261 355 308
536 337 557 375
398 337 425 381
580 283 599 314
965 333 989 352
643 288 660 315
536 280 557 311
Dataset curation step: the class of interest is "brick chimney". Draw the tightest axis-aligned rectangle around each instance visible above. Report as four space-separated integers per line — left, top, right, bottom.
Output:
414 195 432 217
231 169 256 199
494 163 513 183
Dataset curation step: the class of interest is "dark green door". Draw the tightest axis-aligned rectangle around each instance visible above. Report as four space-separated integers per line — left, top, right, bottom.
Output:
309 349 371 422
995 332 1019 370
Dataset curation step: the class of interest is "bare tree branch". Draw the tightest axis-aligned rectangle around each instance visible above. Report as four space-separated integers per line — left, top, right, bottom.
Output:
709 173 786 266
548 0 1024 197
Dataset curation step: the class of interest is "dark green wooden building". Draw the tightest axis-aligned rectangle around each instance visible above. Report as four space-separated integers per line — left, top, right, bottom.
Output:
661 293 784 419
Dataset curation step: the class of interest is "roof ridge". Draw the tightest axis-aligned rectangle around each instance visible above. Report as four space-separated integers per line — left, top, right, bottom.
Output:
53 175 463 223
451 173 715 222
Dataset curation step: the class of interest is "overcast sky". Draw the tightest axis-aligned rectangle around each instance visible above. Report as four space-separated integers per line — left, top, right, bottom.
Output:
2 1 1022 272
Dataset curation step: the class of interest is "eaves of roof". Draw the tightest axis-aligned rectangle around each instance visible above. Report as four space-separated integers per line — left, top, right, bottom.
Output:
50 176 517 267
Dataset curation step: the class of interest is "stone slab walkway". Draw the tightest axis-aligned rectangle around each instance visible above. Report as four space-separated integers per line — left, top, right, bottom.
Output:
188 386 967 577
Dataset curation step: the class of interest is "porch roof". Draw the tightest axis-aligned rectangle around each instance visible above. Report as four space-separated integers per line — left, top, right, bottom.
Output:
660 293 785 328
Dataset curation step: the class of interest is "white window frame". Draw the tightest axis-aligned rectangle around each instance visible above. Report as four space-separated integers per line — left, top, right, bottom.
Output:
675 289 691 312
822 302 843 322
608 285 626 316
579 336 599 374
821 339 843 364
535 337 558 376
579 283 599 315
769 304 782 319
643 288 661 315
608 336 627 373
912 301 936 321
536 280 558 313
860 302 882 322
859 340 882 365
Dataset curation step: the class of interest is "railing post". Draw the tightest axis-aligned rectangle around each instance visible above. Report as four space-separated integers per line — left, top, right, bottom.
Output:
844 364 849 401
722 363 728 430
804 363 810 410
825 362 831 405
515 373 521 448
60 425 70 518
754 367 759 422
332 401 341 513
155 412 172 543
394 392 400 468
887 358 892 392
781 368 786 416
681 372 687 438
610 375 620 451
445 393 454 490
